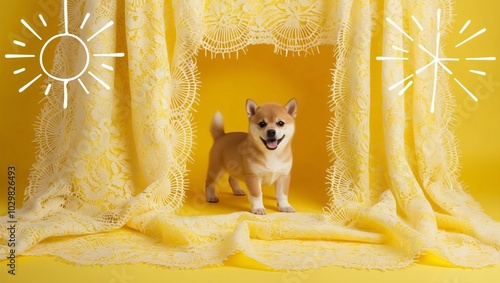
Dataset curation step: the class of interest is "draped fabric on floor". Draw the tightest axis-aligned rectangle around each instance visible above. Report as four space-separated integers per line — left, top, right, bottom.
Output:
1 0 499 269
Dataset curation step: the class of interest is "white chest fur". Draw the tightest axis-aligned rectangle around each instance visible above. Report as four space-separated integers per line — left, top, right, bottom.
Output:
252 156 291 185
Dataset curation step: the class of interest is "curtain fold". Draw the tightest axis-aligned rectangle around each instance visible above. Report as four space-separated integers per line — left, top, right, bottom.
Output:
1 0 499 270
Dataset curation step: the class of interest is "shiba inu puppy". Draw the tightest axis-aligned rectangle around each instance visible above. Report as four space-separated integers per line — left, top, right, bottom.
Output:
205 98 297 215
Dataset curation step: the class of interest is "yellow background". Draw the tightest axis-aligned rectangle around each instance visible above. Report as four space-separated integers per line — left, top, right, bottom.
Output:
0 0 499 282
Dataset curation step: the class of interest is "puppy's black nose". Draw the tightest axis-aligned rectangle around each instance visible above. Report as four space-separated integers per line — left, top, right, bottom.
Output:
267 129 276 138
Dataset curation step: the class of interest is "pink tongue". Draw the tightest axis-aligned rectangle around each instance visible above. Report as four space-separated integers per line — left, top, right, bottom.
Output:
267 139 278 149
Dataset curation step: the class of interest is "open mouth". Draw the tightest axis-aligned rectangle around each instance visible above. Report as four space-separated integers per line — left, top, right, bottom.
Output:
260 135 285 151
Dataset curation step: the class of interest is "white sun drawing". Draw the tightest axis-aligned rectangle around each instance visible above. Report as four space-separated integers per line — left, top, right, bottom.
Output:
4 0 124 109
376 9 496 113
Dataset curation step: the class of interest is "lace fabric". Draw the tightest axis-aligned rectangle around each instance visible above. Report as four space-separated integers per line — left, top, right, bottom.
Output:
1 0 499 270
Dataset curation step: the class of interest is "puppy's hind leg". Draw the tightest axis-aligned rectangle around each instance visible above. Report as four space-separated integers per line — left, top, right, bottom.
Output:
228 177 246 196
206 166 223 203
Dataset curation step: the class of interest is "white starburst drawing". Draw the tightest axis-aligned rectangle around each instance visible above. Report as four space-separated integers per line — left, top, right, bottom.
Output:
4 0 125 109
377 9 496 113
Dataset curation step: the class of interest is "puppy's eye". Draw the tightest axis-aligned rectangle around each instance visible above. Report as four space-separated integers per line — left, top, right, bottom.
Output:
258 121 267 128
277 121 285 127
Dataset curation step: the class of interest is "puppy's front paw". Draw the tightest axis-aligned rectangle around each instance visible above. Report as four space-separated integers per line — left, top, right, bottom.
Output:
279 206 295 213
207 196 219 203
251 208 267 215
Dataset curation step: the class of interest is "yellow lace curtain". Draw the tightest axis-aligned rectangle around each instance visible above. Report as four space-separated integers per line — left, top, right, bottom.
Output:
1 0 499 269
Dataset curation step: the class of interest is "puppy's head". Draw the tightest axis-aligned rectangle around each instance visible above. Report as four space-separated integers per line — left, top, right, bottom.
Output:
246 98 297 151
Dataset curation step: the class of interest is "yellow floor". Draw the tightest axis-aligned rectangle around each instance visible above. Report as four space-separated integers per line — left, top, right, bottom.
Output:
4 249 500 283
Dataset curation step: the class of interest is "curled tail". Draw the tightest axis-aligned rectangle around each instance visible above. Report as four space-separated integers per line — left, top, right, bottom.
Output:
210 111 225 139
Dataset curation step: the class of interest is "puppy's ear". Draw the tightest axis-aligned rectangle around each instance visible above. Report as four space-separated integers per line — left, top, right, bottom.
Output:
284 98 298 118
246 99 259 118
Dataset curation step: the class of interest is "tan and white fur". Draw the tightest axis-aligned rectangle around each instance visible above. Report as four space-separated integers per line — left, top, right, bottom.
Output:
205 99 298 215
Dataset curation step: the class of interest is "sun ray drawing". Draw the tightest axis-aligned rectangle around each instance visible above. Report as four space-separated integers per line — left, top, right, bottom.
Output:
377 9 496 113
13 68 26 75
4 0 125 109
13 40 26 47
101 64 114 71
80 13 90 29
